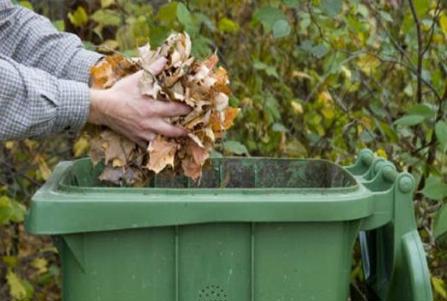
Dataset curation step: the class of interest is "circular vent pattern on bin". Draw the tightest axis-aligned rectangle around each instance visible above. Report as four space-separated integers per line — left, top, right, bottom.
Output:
198 285 227 301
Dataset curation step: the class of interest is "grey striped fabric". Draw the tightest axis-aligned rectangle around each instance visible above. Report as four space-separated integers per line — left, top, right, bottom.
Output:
0 0 102 140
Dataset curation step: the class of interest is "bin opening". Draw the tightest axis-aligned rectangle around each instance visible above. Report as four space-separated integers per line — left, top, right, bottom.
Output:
61 158 357 189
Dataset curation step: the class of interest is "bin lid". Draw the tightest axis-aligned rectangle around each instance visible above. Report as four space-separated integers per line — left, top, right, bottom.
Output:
26 158 377 235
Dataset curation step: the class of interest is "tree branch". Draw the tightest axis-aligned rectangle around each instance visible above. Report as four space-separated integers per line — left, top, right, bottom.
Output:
408 0 423 104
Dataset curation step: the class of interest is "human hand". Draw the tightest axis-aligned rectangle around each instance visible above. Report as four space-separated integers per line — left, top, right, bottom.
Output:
88 57 191 145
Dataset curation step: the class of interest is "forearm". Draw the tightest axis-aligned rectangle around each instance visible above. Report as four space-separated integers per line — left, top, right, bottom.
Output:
0 1 102 83
0 55 90 140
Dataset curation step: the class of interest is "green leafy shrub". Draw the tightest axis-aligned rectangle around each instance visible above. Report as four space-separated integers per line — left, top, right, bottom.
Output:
1 0 447 300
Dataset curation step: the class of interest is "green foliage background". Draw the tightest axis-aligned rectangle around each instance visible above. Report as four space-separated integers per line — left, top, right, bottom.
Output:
1 0 447 300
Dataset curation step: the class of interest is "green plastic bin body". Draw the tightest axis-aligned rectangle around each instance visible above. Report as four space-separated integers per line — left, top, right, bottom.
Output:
25 150 432 301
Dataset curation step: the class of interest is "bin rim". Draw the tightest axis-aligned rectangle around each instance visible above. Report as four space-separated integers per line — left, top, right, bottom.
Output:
25 158 392 235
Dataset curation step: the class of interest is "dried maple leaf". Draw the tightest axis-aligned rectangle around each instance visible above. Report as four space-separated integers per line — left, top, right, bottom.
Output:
181 156 202 180
210 107 240 133
139 71 161 99
99 166 124 184
90 54 139 89
99 165 144 186
101 130 135 167
180 139 210 180
146 136 178 173
89 138 105 166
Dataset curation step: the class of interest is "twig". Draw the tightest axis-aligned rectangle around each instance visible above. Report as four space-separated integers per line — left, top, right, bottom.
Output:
407 0 423 104
421 0 442 56
371 54 443 103
306 0 330 44
366 1 414 65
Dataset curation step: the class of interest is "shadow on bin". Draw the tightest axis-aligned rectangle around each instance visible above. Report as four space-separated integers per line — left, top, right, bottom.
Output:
25 149 432 301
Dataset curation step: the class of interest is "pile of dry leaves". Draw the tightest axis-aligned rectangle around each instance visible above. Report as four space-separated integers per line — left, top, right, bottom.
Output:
88 32 239 185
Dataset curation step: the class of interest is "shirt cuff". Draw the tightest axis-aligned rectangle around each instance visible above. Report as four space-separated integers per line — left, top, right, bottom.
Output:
54 79 91 134
65 50 104 84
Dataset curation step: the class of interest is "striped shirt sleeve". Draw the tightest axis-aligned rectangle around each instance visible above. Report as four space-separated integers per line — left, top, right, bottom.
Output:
0 0 102 83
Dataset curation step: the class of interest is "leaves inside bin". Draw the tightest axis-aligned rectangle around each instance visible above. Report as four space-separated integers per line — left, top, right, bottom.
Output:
89 32 240 185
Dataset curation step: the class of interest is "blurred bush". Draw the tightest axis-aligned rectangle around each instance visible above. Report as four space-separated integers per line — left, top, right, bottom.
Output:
2 0 447 300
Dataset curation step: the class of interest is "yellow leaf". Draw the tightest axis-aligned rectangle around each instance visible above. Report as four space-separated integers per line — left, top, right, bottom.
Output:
2 256 17 268
357 54 380 75
375 148 387 159
24 139 37 150
318 90 333 104
73 136 90 157
439 14 447 36
101 0 115 8
5 141 15 150
318 91 334 120
341 65 352 81
18 1 33 9
98 39 119 51
432 276 447 299
285 139 307 157
291 100 304 114
7 270 27 300
332 36 346 49
31 258 48 275
112 158 124 168
360 116 374 130
291 70 312 80
68 6 88 28
321 106 335 120
37 157 51 181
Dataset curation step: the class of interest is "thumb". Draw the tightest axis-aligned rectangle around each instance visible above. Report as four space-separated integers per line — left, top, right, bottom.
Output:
148 57 168 75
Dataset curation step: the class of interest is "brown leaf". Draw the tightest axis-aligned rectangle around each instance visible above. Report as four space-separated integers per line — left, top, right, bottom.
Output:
89 137 105 166
139 44 159 70
181 157 202 181
203 53 219 70
184 110 211 130
146 136 178 173
90 54 139 89
139 71 161 98
212 67 231 94
214 92 229 112
222 107 240 129
101 130 134 167
189 139 209 165
181 139 209 181
167 81 186 101
99 166 144 185
188 133 205 148
210 107 240 133
99 166 125 185
202 127 215 143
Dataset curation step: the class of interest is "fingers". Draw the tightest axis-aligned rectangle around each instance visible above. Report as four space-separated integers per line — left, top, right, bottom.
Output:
143 100 192 117
139 132 156 142
148 57 168 75
142 118 188 137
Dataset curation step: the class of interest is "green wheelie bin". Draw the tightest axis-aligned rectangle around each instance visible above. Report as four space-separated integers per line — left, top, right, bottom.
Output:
25 149 432 301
